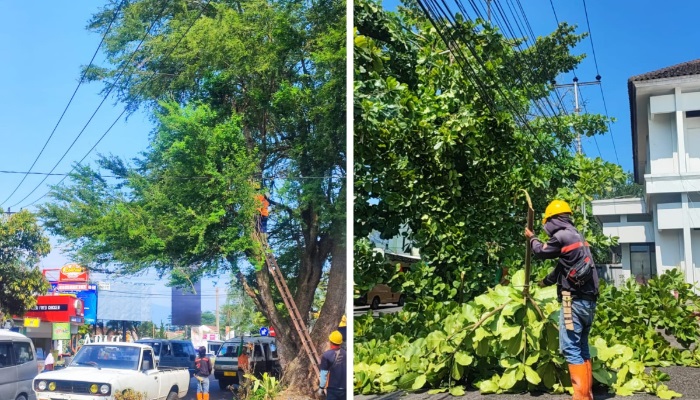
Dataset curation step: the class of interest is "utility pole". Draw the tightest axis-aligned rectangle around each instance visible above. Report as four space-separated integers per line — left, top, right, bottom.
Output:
215 287 220 337
486 0 491 23
554 76 602 234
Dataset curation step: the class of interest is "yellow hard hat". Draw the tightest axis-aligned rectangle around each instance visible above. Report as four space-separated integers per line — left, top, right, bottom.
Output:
329 330 343 345
542 200 572 224
339 315 347 328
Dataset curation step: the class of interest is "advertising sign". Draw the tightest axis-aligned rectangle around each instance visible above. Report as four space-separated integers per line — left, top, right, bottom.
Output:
23 318 40 328
52 322 71 340
59 263 89 283
171 281 201 325
50 284 97 325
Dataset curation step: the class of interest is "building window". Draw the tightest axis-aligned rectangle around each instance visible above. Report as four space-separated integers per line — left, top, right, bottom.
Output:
630 243 657 283
686 110 700 118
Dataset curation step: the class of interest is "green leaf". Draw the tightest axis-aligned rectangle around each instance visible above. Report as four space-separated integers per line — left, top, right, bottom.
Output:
498 368 518 389
449 386 465 396
412 375 426 390
524 365 541 385
454 352 473 366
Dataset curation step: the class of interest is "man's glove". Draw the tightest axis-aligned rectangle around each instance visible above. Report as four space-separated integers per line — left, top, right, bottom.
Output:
317 388 326 396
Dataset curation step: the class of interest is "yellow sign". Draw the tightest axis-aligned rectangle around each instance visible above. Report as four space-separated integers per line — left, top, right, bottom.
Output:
23 318 40 328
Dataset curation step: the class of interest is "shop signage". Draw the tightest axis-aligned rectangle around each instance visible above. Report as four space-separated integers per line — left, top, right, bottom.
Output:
30 304 68 311
52 322 71 340
59 263 89 283
23 318 40 328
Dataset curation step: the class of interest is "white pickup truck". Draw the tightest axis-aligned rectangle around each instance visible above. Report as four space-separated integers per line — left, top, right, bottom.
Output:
33 342 190 400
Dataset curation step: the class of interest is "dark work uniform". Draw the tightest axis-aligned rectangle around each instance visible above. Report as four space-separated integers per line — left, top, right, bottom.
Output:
319 347 346 400
194 356 212 393
530 215 599 365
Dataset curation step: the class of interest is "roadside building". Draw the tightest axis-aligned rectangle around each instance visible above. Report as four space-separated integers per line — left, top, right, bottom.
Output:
592 59 700 287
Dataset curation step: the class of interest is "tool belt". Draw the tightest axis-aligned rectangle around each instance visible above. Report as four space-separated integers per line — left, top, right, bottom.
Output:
562 291 574 331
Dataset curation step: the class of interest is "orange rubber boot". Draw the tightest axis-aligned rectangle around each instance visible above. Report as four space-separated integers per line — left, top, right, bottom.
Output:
196 394 203 400
568 363 591 400
584 359 594 399
203 394 210 400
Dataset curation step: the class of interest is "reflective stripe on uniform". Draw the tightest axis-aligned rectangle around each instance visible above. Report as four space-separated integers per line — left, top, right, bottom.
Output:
560 241 590 254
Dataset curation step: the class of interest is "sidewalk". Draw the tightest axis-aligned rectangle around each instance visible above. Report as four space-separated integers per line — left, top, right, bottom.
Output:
356 366 700 399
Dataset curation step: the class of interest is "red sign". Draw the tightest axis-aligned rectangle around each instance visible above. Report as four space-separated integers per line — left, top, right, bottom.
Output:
24 295 84 324
58 263 89 283
269 326 276 337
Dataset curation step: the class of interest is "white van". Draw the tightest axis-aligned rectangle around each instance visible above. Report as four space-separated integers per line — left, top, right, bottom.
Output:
0 330 38 400
213 336 280 390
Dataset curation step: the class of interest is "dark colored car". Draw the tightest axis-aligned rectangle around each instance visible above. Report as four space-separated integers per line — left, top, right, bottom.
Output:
135 339 196 376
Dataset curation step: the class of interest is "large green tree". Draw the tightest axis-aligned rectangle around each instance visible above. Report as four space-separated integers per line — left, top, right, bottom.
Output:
0 210 50 320
40 0 345 391
354 0 625 303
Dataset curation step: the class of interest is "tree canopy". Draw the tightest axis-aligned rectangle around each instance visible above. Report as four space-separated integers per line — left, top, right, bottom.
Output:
354 0 625 302
0 210 50 320
40 0 345 391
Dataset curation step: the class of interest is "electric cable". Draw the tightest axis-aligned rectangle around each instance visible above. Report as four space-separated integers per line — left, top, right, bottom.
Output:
8 1 170 209
0 0 126 208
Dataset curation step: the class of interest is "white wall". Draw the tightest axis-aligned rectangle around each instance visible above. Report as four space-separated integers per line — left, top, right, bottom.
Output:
656 230 682 275
657 202 683 229
686 117 700 172
648 113 677 175
601 222 653 243
690 231 700 285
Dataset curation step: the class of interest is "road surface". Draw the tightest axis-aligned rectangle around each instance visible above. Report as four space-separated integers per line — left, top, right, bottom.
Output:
353 304 403 318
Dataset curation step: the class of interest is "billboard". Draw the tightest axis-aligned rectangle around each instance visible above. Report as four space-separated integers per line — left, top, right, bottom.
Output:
171 281 201 325
97 281 153 322
50 283 97 325
59 263 89 282
52 323 71 340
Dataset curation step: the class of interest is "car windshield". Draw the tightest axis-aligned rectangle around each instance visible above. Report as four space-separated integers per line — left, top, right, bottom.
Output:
218 343 239 357
71 345 141 370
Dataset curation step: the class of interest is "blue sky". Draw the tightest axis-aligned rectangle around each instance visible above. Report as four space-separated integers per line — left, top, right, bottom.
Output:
380 0 700 174
0 1 227 323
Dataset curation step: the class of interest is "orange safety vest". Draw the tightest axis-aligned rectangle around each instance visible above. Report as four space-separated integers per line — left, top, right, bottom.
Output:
256 194 269 217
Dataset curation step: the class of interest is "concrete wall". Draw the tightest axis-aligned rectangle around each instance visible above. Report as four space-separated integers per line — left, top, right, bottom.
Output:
656 229 682 275
648 113 677 174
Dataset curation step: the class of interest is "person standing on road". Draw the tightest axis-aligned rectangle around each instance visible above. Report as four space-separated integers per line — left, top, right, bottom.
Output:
237 344 251 388
318 331 346 400
194 346 213 400
525 199 598 400
43 347 55 371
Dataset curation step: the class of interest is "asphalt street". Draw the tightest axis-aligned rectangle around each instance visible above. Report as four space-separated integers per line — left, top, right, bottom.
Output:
353 304 404 318
355 366 700 399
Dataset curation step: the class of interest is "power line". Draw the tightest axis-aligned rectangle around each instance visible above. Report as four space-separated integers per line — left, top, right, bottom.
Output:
20 1 213 209
579 0 621 166
10 2 171 209
0 0 126 208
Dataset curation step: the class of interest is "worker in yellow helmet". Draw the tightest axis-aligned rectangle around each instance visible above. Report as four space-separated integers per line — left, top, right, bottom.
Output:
337 314 346 344
525 199 598 400
317 331 346 400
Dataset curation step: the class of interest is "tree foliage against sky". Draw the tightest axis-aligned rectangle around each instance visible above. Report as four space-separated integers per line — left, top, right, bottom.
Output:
39 0 345 391
354 0 626 301
0 210 50 320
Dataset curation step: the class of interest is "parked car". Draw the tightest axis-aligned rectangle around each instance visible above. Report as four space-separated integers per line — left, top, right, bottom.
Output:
213 336 280 390
135 339 196 376
355 284 405 309
33 342 189 400
0 330 38 400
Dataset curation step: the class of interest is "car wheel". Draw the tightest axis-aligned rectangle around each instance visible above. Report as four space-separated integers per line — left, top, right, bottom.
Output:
15 395 27 400
397 294 406 306
370 296 380 309
166 390 178 400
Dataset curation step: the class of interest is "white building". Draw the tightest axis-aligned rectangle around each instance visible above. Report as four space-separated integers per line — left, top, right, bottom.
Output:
592 59 700 286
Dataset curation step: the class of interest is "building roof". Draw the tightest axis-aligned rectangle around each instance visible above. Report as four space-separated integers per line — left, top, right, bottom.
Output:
629 59 700 82
628 59 700 182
